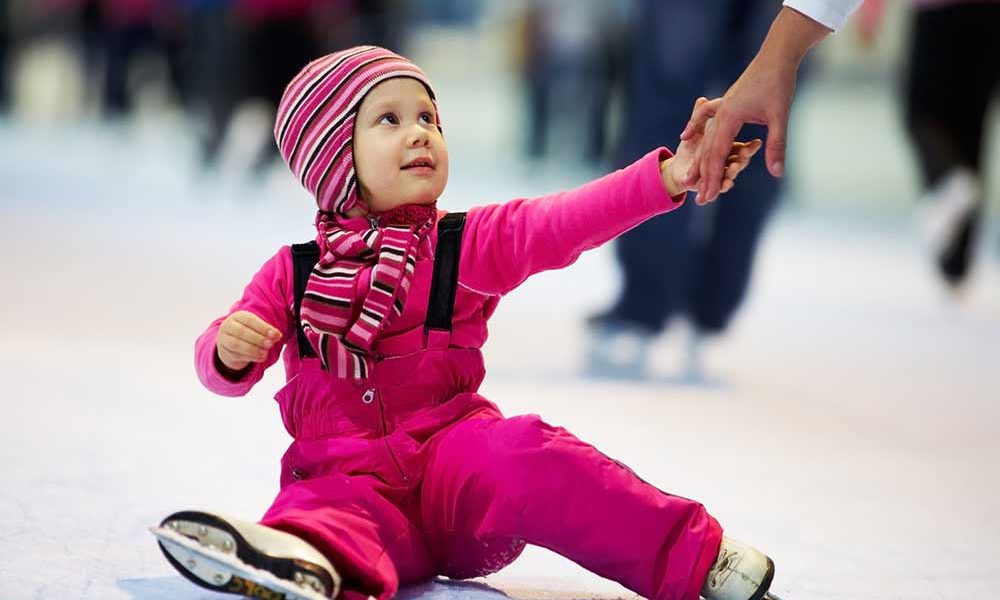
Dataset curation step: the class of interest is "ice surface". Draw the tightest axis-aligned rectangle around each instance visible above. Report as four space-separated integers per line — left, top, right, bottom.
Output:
2 68 999 600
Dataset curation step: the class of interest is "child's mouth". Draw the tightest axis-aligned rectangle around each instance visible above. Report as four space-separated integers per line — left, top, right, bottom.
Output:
402 159 434 171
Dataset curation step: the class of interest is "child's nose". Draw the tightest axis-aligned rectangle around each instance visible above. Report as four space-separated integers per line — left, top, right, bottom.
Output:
408 125 430 147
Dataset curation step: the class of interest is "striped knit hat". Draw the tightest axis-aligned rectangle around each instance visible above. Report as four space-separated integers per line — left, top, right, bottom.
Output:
274 45 437 215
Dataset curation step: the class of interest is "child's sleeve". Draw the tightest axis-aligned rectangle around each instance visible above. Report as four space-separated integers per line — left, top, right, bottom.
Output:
194 246 294 397
459 148 684 296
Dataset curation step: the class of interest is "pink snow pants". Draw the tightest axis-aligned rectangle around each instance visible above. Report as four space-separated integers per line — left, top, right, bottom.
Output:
259 349 722 600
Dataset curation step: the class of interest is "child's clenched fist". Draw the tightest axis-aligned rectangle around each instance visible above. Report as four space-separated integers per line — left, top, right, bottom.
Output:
216 311 282 374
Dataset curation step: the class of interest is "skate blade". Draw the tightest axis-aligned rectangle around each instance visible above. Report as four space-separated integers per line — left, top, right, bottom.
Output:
763 593 784 600
150 525 329 600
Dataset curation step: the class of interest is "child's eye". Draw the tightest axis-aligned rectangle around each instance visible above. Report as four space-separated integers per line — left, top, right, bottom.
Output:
378 113 399 125
419 112 435 125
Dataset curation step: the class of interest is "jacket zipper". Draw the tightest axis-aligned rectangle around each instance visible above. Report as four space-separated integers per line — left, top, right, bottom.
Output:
374 389 409 483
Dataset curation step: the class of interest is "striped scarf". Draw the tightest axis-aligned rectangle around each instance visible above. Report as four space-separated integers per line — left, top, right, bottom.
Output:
273 46 440 378
301 210 433 378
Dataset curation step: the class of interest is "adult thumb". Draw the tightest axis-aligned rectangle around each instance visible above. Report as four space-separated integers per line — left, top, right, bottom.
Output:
765 116 788 177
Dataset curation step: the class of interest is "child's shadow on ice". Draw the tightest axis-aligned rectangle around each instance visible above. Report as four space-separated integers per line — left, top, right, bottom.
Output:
118 577 633 600
399 579 512 600
408 579 637 600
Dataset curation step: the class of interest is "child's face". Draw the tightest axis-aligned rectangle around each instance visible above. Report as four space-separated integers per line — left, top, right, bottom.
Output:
353 77 449 214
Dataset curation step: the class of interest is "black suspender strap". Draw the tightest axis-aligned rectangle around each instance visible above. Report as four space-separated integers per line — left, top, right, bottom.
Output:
289 212 467 359
290 241 320 358
425 211 466 333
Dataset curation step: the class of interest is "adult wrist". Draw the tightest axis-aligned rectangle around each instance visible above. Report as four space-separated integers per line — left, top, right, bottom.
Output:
759 7 832 68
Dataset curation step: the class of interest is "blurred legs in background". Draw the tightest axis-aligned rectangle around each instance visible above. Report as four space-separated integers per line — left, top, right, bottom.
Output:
0 0 9 115
587 0 785 381
101 2 189 119
518 0 628 164
903 1 1000 290
198 6 320 181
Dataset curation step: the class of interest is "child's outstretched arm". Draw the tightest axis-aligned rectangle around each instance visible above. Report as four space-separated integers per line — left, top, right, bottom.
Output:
194 248 293 396
458 103 760 296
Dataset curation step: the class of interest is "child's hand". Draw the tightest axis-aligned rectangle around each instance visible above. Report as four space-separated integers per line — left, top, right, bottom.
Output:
661 97 763 205
216 311 282 372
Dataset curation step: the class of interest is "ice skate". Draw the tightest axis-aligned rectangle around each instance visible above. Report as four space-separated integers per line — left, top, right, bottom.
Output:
917 167 982 287
584 312 653 379
700 537 776 600
150 510 340 600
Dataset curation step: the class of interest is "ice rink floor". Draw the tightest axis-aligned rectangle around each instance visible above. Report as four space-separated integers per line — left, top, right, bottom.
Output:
2 77 1000 600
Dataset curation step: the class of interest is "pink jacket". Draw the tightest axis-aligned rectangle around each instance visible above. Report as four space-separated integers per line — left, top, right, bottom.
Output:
195 148 681 430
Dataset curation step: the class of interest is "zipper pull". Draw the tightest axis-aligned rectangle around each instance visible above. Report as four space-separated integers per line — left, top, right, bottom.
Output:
368 216 379 229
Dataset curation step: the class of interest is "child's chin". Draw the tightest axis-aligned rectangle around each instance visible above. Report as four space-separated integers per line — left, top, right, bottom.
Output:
407 194 440 206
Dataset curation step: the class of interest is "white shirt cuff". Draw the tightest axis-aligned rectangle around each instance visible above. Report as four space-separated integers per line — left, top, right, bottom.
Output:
783 0 864 32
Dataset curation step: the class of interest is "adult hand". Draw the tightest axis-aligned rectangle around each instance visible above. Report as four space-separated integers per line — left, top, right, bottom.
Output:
216 311 282 372
662 98 762 202
679 7 831 204
680 59 796 204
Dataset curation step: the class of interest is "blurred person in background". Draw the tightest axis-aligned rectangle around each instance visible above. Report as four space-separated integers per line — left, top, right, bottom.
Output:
590 0 868 380
412 0 484 26
197 0 407 181
99 0 189 118
0 0 9 114
353 0 408 52
587 0 791 381
857 0 1000 291
1 0 110 114
197 0 328 179
517 0 629 164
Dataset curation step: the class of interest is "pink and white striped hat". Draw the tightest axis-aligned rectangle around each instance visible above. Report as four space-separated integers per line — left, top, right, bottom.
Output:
274 46 438 215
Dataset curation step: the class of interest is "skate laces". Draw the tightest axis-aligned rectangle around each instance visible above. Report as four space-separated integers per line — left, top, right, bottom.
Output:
708 545 740 588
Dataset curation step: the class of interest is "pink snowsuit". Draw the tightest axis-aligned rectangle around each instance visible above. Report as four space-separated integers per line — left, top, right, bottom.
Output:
195 149 723 600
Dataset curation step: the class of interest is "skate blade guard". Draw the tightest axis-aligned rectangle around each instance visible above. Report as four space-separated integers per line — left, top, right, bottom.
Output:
150 511 338 600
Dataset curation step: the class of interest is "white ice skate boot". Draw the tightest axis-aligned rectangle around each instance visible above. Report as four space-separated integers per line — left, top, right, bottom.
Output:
917 167 982 287
150 510 340 600
918 168 979 255
700 537 776 600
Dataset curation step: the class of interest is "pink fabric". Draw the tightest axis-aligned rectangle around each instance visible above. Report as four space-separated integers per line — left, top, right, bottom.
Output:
195 147 681 397
194 148 722 600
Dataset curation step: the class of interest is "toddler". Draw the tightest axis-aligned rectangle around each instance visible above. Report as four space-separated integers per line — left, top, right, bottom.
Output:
151 46 773 600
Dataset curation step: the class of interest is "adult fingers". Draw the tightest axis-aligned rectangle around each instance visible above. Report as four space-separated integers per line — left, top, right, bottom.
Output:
765 112 789 177
697 110 743 203
680 97 722 140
